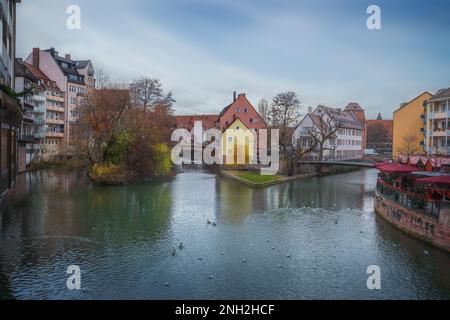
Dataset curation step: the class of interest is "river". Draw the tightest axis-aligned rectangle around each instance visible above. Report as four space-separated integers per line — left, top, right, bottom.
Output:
0 168 449 299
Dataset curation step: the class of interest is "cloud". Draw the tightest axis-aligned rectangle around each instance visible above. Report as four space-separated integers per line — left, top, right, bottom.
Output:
16 0 450 119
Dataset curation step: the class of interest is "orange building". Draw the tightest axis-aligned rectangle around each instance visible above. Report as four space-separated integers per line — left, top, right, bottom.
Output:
392 91 433 160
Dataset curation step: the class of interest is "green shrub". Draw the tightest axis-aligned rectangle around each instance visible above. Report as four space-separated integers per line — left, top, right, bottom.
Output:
89 163 128 184
152 143 172 177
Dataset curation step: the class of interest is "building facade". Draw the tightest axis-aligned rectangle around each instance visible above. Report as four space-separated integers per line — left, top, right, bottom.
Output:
292 104 364 160
175 92 267 164
423 88 450 156
365 113 393 155
392 91 432 160
25 47 94 153
0 0 20 196
15 58 41 168
24 61 66 158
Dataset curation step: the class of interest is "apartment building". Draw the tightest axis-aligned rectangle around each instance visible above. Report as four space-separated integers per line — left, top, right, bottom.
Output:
15 58 42 167
24 61 65 158
25 47 95 152
292 104 364 160
392 92 432 160
0 0 20 196
423 88 450 156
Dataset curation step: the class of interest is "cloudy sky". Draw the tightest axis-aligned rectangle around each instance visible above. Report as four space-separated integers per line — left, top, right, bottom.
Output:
16 0 450 119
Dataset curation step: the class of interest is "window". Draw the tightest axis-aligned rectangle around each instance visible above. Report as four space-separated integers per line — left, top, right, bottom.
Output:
236 107 240 113
244 108 248 113
250 118 253 123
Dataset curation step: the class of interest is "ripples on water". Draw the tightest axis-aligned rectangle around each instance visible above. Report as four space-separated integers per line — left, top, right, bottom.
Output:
0 168 450 299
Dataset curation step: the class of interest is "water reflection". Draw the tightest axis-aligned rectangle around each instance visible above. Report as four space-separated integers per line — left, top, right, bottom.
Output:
0 168 449 299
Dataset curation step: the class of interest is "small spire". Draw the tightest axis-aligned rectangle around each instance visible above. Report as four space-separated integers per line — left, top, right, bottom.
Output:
376 112 382 120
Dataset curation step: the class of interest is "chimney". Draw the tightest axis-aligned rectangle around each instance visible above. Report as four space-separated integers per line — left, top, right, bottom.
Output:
233 91 237 102
48 47 57 57
308 106 312 114
32 48 39 67
65 53 71 60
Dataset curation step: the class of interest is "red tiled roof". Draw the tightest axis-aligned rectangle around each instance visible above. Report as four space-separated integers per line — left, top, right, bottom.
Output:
24 62 63 92
176 114 219 131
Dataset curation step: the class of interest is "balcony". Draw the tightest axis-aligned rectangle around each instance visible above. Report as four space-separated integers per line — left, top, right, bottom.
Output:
430 128 450 137
32 95 46 102
46 118 65 125
34 118 46 126
19 134 35 142
33 105 46 114
46 94 65 103
34 131 46 139
46 132 64 138
47 105 65 113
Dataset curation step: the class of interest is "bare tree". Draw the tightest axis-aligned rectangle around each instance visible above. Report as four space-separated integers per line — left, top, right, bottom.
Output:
270 91 302 155
367 122 388 151
307 109 343 161
77 87 130 165
258 98 270 124
129 77 175 111
399 134 421 156
286 139 317 176
95 68 111 89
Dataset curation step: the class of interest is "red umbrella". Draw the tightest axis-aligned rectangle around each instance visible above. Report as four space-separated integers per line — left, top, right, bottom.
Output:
377 164 416 173
374 161 392 169
415 175 450 185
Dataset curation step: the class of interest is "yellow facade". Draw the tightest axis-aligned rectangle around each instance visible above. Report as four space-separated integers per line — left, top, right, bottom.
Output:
392 92 432 159
222 118 256 164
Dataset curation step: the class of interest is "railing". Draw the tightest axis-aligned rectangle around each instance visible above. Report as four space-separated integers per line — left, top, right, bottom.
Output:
32 95 46 102
46 94 65 102
376 179 440 219
33 105 46 114
45 132 64 138
46 118 64 125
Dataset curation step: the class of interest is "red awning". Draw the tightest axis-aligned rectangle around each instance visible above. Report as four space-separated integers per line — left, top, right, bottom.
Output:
415 175 450 185
377 164 416 173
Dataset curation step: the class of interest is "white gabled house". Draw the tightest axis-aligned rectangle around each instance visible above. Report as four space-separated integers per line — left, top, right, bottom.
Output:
292 105 364 160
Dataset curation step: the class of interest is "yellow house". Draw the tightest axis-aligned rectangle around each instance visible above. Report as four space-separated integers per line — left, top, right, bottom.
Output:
222 118 256 165
392 91 432 160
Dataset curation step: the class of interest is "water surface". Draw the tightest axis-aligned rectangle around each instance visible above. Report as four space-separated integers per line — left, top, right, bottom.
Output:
1 168 449 299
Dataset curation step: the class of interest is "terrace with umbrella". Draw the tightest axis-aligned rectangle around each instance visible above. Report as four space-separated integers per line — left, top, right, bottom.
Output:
375 162 450 218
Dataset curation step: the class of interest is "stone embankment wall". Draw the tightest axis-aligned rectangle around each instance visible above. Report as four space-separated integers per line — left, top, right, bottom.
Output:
374 193 450 253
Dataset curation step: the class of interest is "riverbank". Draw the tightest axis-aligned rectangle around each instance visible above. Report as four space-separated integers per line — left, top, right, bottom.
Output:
27 158 87 172
221 164 362 188
221 170 314 188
